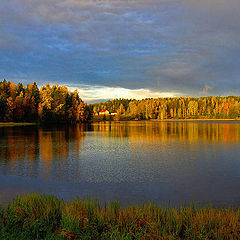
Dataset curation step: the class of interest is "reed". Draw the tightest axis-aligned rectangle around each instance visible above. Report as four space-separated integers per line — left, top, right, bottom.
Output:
1 193 240 239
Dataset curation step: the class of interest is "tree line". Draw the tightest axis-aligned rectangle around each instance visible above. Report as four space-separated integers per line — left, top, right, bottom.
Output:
1 79 240 122
90 96 240 120
0 80 89 123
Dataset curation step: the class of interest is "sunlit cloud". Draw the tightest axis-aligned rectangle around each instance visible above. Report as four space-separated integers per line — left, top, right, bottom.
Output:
67 84 178 103
201 85 214 95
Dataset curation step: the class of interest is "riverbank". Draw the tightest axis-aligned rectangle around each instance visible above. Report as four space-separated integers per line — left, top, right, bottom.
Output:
91 118 240 123
0 122 37 127
1 119 239 126
0 194 240 240
151 118 240 122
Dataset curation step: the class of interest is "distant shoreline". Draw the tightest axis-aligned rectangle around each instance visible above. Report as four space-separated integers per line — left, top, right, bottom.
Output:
0 122 37 127
92 118 240 123
150 118 240 122
1 119 239 127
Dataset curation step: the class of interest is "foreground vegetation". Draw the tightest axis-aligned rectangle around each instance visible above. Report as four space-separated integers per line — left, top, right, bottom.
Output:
1 194 240 239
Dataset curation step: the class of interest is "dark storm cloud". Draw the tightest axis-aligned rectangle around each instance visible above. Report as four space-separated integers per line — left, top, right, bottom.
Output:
0 0 240 99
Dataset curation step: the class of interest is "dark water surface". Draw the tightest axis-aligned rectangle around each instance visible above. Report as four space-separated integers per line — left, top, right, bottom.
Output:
1 121 240 207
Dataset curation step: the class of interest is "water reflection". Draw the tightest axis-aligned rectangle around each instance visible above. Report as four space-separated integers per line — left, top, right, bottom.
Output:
0 125 86 164
0 127 38 163
1 121 240 206
92 121 240 143
39 125 86 163
1 122 240 164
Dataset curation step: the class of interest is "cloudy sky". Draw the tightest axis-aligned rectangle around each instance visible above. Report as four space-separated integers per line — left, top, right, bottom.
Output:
0 0 240 102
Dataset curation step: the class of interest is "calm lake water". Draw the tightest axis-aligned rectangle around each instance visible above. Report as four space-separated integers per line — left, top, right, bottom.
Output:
1 121 240 207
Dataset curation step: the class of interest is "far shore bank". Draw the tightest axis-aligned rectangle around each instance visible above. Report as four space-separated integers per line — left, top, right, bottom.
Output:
1 119 239 127
91 118 240 123
0 122 38 127
150 118 240 122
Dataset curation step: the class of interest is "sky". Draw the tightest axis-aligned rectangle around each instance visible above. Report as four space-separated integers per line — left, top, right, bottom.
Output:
0 0 240 103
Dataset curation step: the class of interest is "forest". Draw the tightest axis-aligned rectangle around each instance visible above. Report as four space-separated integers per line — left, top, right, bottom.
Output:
0 80 89 123
1 80 240 123
91 96 240 120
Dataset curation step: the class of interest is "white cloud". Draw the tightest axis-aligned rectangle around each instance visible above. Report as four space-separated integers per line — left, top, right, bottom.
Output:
67 84 178 103
201 85 213 95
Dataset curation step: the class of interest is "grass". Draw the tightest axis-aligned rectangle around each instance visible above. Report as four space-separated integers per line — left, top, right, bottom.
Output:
1 194 240 239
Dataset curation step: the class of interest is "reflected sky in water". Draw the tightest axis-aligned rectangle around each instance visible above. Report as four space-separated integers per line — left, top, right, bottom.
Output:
1 121 240 207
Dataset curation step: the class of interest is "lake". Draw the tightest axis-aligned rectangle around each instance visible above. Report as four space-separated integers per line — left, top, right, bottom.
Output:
1 121 240 207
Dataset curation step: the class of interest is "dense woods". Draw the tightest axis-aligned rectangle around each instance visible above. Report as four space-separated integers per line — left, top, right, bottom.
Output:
91 96 240 120
1 79 240 123
0 80 89 123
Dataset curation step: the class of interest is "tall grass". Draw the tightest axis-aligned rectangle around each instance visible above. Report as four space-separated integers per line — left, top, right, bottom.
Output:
1 193 240 239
